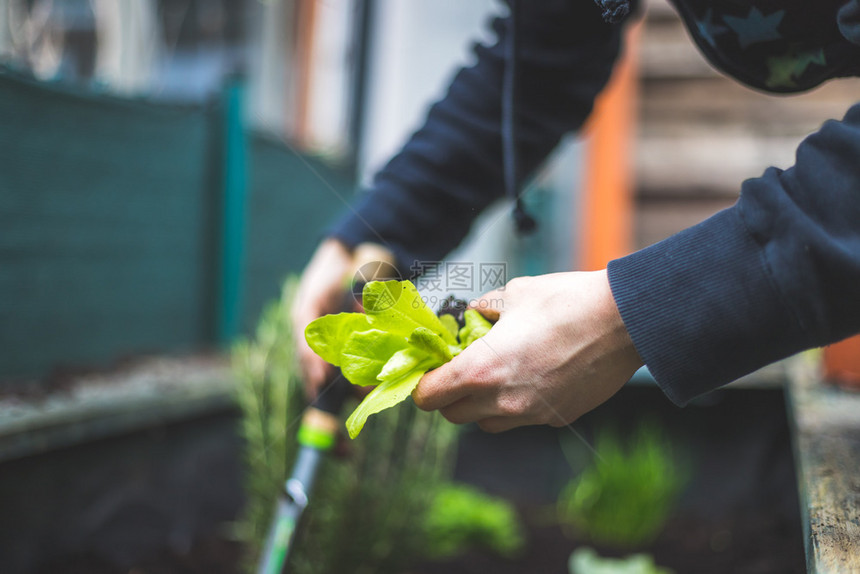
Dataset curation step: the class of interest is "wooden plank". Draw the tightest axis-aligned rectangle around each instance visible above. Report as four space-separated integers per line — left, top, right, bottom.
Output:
639 22 718 80
640 78 860 133
635 132 801 195
0 357 236 463
787 360 860 574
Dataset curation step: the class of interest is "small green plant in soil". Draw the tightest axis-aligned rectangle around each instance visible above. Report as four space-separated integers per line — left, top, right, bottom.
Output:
304 279 492 438
569 547 672 574
423 482 525 559
557 422 688 549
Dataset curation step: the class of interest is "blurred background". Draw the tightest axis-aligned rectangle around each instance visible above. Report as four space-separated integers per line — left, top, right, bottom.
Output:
1 0 859 573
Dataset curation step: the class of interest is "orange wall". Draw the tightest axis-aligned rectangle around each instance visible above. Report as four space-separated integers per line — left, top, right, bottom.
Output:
824 336 860 388
578 25 640 271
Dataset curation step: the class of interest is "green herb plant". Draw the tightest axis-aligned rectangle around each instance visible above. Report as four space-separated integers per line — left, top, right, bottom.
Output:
305 279 492 438
422 482 525 560
233 279 304 558
557 422 688 549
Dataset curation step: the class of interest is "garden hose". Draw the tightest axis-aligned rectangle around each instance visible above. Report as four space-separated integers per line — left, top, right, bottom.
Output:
256 372 350 574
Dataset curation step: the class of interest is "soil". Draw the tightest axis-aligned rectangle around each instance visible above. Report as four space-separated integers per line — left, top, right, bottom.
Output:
36 507 801 574
411 508 804 574
412 385 806 574
18 385 805 574
31 536 245 574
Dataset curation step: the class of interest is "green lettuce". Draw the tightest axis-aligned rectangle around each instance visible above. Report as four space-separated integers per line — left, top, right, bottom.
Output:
305 280 493 438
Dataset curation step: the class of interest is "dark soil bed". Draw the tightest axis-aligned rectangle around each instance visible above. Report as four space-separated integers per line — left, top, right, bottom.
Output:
8 385 804 574
413 385 805 574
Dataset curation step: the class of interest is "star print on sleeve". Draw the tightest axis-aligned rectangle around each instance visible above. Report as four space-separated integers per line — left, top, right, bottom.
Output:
676 0 846 93
724 7 785 49
696 8 729 47
765 47 827 89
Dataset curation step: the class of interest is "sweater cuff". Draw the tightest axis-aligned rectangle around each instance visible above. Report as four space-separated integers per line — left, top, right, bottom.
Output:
607 207 807 405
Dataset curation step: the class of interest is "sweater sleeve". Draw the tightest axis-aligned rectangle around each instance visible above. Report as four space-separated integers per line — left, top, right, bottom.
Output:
608 101 860 405
328 0 626 270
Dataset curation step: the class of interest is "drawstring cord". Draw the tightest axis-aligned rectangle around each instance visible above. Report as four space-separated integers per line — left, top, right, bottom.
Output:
594 0 631 24
502 0 537 235
503 0 629 234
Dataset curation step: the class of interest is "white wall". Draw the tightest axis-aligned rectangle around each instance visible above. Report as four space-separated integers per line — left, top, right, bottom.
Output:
93 0 158 94
359 0 499 180
303 0 354 155
359 0 583 300
249 0 295 134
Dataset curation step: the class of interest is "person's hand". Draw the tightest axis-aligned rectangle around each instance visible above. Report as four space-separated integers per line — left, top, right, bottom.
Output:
292 239 397 398
412 270 643 432
292 239 355 398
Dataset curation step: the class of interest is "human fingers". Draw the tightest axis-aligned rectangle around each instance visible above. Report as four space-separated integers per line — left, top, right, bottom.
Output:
295 311 337 398
292 240 354 396
412 326 510 414
293 297 331 396
292 272 345 396
467 287 505 322
438 394 509 425
299 345 336 398
411 360 472 412
467 274 538 322
295 241 400 397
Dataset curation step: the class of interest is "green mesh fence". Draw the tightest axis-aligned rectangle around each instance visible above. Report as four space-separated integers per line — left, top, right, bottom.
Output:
244 133 352 334
0 68 353 379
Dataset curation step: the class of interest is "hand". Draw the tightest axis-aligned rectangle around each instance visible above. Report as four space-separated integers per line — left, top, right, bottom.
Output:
292 239 397 398
292 239 355 398
412 270 643 432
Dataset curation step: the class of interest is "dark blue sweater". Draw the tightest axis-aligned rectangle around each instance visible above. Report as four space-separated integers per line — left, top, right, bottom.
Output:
329 0 860 405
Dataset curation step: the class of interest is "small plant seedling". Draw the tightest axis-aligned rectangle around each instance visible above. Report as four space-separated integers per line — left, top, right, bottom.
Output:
569 547 673 574
305 280 493 438
557 422 688 548
423 483 525 559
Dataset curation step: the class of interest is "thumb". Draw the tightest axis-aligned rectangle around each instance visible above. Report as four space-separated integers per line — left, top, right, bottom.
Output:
468 287 507 322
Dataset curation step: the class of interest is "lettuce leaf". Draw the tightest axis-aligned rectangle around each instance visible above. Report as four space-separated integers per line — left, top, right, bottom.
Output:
439 314 460 342
362 280 457 345
459 309 493 348
345 370 426 438
340 329 409 387
304 313 372 366
304 280 494 438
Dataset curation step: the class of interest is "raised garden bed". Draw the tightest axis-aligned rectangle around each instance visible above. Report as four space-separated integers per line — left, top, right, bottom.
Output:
0 356 243 574
786 358 860 574
5 355 858 574
413 384 806 574
0 355 233 463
